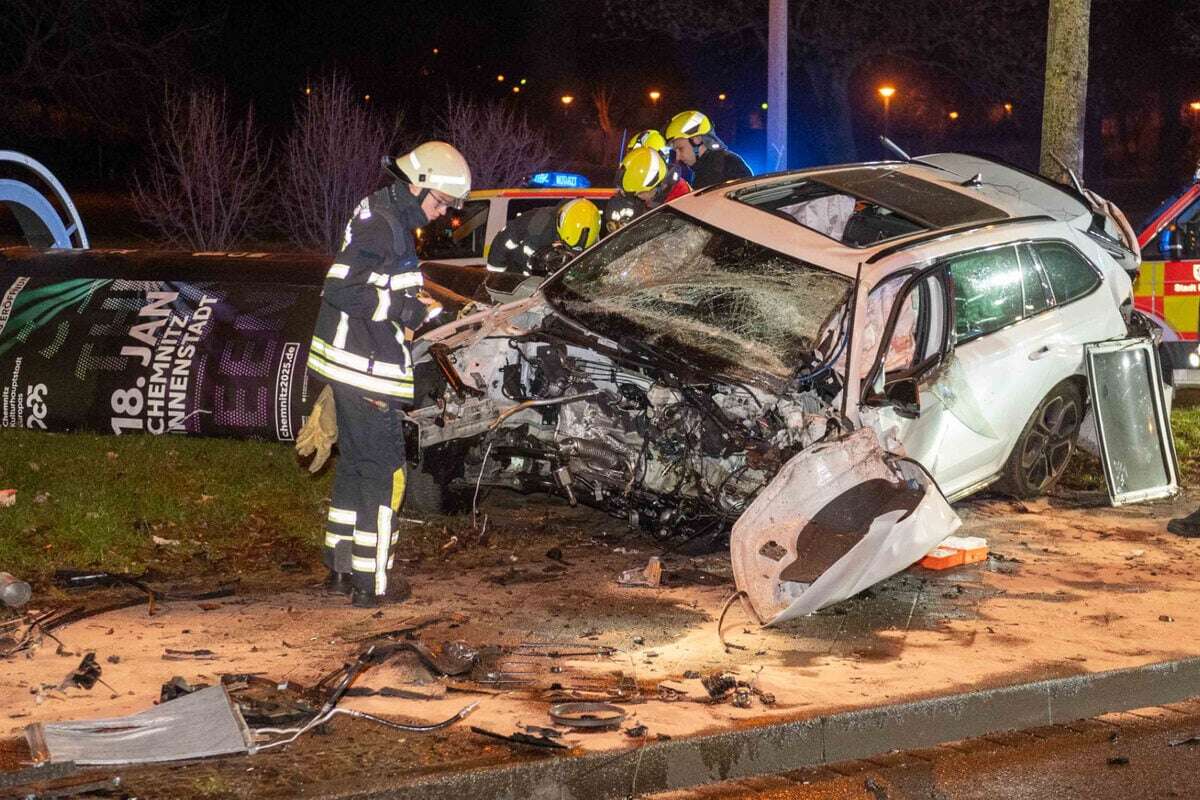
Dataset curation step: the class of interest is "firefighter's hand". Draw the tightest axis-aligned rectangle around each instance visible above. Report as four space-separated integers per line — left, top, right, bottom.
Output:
295 385 338 473
417 290 443 324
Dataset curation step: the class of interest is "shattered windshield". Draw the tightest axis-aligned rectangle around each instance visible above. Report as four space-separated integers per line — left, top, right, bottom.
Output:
542 209 853 381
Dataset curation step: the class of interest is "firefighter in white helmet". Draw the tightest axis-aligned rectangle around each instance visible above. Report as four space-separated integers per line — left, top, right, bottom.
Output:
303 141 470 608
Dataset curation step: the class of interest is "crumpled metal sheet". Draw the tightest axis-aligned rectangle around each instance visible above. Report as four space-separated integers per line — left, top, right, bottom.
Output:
730 427 961 626
27 685 251 766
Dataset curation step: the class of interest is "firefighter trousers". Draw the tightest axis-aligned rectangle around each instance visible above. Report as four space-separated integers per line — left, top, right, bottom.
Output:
321 384 407 595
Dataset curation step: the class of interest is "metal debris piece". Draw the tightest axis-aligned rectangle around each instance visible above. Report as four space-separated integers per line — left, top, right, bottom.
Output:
59 653 104 691
1107 755 1130 766
548 702 626 730
471 726 568 750
701 673 738 700
517 723 563 739
28 685 252 765
731 688 753 708
617 557 662 588
163 648 218 661
625 724 648 738
160 676 205 703
1168 734 1200 747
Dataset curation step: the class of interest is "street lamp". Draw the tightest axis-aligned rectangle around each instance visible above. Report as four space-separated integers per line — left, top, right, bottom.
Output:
718 93 727 102
1190 101 1200 112
496 74 505 82
560 95 574 106
648 90 661 103
948 111 959 120
878 85 896 136
512 86 520 94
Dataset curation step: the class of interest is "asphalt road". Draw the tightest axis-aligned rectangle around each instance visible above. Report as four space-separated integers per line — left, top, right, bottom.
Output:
654 699 1200 799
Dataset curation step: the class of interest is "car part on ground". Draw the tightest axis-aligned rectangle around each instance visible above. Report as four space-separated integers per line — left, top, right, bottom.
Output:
1085 337 1180 505
729 427 960 625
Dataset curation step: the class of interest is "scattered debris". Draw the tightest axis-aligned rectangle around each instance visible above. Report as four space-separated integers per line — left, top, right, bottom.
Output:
617 556 662 588
1160 615 1175 622
59 653 106 691
1168 734 1200 747
151 535 181 546
28 685 251 765
683 670 701 679
516 723 563 740
731 688 753 708
0 488 15 507
545 546 570 565
0 571 31 608
549 702 626 730
160 676 205 703
162 648 218 661
920 536 989 571
701 673 738 700
717 591 749 651
865 777 890 800
471 726 567 750
440 535 460 557
625 723 648 738
1106 755 1130 766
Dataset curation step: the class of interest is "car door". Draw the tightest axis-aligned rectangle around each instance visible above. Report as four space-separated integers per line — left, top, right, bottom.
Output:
871 240 1110 499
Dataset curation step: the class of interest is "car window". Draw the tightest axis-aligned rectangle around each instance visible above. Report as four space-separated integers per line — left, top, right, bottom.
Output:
506 198 563 221
1034 241 1100 305
1019 244 1052 316
947 246 1025 343
415 200 489 260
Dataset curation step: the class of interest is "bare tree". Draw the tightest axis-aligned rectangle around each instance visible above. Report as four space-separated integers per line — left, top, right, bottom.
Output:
278 74 405 254
1039 0 1091 183
437 96 553 189
0 0 218 137
131 88 270 249
603 0 1043 161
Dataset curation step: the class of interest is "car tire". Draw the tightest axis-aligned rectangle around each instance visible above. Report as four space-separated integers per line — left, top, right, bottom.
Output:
403 442 471 515
997 380 1084 499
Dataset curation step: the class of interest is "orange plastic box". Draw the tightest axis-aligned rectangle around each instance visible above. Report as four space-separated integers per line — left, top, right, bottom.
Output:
919 547 964 570
941 536 989 564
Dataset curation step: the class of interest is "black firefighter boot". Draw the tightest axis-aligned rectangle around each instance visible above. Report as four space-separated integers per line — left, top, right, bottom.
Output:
350 576 412 608
323 571 353 595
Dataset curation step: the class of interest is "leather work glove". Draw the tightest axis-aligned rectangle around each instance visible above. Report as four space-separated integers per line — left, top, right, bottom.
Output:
295 384 338 473
417 289 444 324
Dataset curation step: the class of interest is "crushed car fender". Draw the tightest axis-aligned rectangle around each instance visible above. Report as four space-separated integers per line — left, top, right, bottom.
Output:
730 426 961 626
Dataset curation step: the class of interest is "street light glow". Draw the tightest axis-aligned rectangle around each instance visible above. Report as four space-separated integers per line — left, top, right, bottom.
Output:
718 93 727 101
1190 101 1200 112
1004 102 1013 113
760 102 768 110
364 94 371 102
304 86 312 96
496 74 505 82
648 90 661 102
948 111 959 120
560 95 574 105
520 78 528 85
878 85 895 99
512 86 520 94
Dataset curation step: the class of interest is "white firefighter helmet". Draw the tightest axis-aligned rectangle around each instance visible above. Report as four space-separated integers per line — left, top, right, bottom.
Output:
395 142 472 208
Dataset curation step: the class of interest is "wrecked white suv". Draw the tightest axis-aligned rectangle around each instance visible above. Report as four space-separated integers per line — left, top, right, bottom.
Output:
409 153 1149 624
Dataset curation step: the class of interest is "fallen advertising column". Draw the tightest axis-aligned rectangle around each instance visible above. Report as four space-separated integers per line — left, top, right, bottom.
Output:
0 247 484 441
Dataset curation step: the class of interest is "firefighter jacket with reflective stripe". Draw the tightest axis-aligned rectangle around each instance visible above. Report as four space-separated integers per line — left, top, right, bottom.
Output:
691 147 752 190
485 205 558 276
307 183 429 403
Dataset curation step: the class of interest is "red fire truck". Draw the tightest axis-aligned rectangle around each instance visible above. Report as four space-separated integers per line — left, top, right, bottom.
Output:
1134 168 1200 380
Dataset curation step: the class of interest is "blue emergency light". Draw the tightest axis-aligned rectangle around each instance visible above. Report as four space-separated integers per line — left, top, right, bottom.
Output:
528 171 591 189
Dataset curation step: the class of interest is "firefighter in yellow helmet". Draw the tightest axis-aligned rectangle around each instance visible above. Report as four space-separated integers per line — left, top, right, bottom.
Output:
625 129 670 158
664 110 752 190
604 146 692 233
485 197 601 278
304 141 469 608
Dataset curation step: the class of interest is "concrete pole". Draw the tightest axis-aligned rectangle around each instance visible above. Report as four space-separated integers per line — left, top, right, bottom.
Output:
767 0 787 171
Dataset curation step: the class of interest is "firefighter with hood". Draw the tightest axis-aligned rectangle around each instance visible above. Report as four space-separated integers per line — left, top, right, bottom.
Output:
485 197 602 278
300 141 470 608
664 110 752 189
604 145 692 233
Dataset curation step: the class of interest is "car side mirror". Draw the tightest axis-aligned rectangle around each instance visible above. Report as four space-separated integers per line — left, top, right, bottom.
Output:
882 378 921 419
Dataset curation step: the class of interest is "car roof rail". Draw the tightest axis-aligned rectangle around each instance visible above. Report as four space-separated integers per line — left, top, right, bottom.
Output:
864 214 1054 264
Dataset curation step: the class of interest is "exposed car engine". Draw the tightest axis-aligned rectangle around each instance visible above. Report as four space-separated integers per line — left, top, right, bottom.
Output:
409 307 842 541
